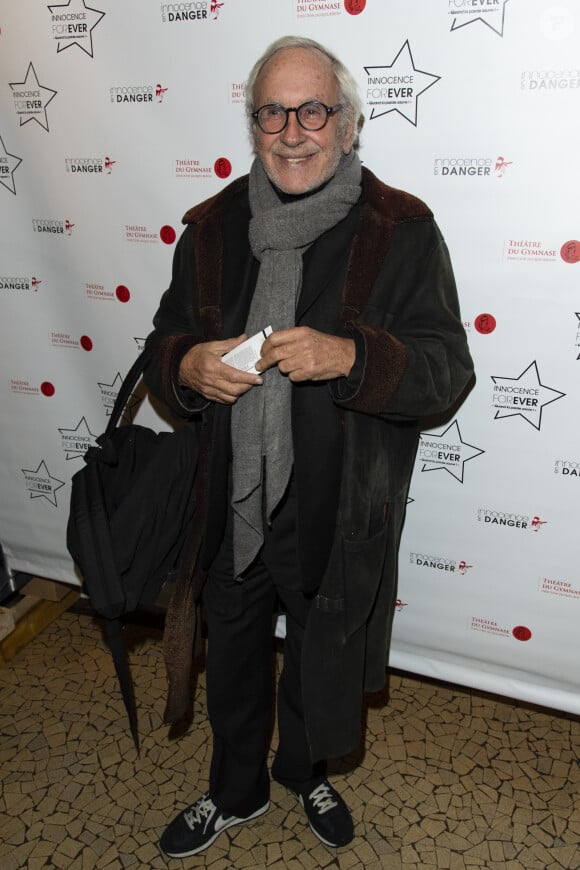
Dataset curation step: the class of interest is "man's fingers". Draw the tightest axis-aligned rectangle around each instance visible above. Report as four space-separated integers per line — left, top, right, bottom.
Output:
200 377 255 404
257 329 301 371
179 335 262 401
218 333 248 354
257 327 354 381
199 365 262 399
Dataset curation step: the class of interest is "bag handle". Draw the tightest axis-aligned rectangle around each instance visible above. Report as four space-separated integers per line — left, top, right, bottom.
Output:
104 343 155 438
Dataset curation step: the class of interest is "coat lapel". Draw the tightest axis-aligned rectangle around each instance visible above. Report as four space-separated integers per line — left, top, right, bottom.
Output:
296 200 361 324
220 194 255 337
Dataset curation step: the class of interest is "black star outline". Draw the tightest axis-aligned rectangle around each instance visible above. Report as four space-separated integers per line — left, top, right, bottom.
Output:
0 135 23 195
98 372 122 417
47 0 105 57
450 0 509 37
364 41 440 126
418 419 485 483
9 63 57 131
491 360 565 430
58 416 97 459
98 372 141 419
21 459 66 507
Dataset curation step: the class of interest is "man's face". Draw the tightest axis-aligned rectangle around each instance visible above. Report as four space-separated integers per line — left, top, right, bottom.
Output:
253 47 355 195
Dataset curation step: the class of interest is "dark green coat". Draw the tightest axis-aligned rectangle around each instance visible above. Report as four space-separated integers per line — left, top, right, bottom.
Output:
145 167 474 760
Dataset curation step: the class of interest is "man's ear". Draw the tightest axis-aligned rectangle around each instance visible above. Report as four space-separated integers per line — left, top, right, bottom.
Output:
341 114 356 155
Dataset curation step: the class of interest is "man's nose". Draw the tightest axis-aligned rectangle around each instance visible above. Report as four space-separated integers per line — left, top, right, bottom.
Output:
281 111 305 144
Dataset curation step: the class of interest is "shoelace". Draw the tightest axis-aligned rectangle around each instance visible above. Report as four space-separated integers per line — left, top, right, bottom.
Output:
184 794 216 830
307 783 338 816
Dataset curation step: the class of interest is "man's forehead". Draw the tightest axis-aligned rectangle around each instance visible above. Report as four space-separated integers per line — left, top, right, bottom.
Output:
255 47 337 100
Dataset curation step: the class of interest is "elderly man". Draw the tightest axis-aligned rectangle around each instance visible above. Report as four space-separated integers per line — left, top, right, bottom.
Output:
145 35 473 858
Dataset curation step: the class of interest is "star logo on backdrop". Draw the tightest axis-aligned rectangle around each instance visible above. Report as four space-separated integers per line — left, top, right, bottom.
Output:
0 136 23 195
47 0 105 56
98 373 141 419
364 41 440 126
491 361 565 429
21 460 66 507
450 0 509 36
98 373 123 416
10 63 57 131
58 417 97 459
418 420 485 483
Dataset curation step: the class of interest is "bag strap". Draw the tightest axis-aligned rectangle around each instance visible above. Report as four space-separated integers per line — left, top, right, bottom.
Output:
103 618 141 753
101 342 154 753
104 343 155 438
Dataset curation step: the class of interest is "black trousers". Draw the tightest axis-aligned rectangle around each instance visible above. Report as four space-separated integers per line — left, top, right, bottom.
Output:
202 476 325 818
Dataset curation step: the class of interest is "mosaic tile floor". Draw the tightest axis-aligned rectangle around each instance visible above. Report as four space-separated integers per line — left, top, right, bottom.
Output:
1 611 579 869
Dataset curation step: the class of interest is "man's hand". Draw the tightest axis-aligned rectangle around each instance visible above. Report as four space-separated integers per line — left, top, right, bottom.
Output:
257 327 355 382
179 335 263 404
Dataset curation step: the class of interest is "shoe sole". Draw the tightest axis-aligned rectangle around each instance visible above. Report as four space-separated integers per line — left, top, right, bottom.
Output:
162 801 270 858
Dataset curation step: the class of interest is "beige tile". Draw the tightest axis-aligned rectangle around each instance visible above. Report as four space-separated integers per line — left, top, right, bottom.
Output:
1 612 579 869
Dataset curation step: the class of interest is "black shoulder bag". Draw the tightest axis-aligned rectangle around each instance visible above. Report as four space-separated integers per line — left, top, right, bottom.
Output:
67 344 200 750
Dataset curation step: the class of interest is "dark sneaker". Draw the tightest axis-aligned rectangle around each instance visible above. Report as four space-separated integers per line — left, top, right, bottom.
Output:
160 792 269 858
296 779 354 847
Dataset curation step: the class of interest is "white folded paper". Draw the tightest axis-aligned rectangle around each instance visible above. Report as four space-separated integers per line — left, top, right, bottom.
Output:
221 326 273 374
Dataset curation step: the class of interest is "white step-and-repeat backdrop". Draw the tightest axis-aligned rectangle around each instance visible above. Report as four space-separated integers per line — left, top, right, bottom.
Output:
1 1 578 714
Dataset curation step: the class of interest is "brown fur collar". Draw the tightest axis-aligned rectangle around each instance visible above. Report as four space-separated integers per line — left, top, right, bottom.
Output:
181 174 249 225
342 168 432 321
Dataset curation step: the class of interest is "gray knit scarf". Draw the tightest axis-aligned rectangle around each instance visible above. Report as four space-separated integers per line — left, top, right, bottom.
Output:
230 150 362 579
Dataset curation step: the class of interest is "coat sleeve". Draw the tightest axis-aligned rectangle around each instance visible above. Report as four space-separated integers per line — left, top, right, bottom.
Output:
143 225 210 418
330 218 474 418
